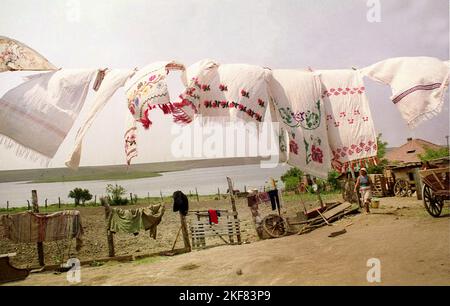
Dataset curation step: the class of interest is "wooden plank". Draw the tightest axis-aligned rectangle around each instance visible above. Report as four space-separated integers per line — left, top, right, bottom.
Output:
322 202 352 220
31 190 45 267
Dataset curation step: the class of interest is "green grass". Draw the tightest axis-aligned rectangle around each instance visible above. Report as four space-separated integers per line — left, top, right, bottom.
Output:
0 190 343 214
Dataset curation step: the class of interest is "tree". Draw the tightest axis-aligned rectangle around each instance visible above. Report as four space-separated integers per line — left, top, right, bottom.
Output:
327 170 341 191
68 188 93 206
418 146 450 162
106 184 128 206
368 133 389 174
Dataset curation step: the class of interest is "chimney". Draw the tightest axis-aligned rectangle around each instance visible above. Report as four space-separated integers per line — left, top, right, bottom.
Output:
407 137 413 142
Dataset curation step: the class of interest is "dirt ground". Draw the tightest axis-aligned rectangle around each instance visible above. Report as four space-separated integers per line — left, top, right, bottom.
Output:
2 196 450 285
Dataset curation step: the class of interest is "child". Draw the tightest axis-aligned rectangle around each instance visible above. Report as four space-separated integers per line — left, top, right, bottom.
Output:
354 168 372 213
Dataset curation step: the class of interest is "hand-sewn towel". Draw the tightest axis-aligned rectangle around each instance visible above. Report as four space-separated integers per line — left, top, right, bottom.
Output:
0 69 96 163
269 70 332 178
1 210 83 249
180 59 272 124
124 110 138 165
318 69 378 173
65 69 135 169
0 36 57 72
125 61 194 129
361 57 449 128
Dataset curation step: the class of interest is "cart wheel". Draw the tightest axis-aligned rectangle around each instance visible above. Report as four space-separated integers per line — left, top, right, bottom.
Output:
262 214 288 238
394 179 410 197
423 185 443 217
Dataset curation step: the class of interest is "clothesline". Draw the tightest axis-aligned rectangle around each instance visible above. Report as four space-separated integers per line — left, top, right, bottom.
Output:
1 37 448 177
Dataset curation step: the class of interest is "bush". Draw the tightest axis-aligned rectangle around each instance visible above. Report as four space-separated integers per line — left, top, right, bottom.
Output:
106 184 129 206
284 176 300 192
281 167 304 183
327 170 341 191
68 188 92 206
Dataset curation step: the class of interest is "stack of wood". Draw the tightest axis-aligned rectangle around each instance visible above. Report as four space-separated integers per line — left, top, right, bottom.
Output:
369 174 387 197
291 201 359 235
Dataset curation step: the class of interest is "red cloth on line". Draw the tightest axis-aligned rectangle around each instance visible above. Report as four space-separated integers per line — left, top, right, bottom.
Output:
208 209 218 224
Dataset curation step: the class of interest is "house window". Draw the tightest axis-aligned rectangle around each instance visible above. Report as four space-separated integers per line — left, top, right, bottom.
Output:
407 150 416 154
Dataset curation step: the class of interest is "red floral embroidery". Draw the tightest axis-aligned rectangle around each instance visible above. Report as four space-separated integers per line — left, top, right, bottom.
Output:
257 99 265 107
219 84 228 91
240 89 250 98
201 84 210 91
311 145 323 163
322 86 365 98
290 140 299 155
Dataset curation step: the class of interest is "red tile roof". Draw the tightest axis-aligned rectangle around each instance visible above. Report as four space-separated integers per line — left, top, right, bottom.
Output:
385 138 444 163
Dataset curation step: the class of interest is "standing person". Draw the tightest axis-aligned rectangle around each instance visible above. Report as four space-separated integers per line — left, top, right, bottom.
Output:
354 168 372 213
265 177 281 215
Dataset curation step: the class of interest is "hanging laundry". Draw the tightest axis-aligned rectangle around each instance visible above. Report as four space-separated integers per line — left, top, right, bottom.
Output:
107 204 165 239
269 70 332 178
361 57 450 128
65 69 135 169
125 61 195 130
180 59 272 124
0 69 96 163
1 210 84 251
172 190 189 216
318 69 378 173
0 36 57 72
208 209 219 224
124 110 138 165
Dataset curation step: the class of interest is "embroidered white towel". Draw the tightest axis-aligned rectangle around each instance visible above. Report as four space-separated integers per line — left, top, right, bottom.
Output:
125 61 193 129
65 69 135 169
0 36 57 72
361 57 449 128
124 110 137 165
0 69 96 163
269 70 332 178
180 59 272 124
318 69 378 173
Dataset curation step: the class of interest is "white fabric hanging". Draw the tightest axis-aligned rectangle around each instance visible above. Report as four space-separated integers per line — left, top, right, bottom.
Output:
125 61 192 129
65 69 135 169
361 57 449 128
180 59 272 124
269 69 332 178
318 69 378 173
0 69 96 163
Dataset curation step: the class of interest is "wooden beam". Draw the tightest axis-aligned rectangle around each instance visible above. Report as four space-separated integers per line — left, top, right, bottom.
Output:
100 197 115 257
227 177 241 244
179 212 191 252
31 190 45 267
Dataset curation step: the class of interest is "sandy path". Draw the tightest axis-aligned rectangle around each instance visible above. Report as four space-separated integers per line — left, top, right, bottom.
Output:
6 197 449 286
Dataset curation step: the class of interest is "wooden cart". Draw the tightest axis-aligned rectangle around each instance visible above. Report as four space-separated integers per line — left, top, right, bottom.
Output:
419 167 450 217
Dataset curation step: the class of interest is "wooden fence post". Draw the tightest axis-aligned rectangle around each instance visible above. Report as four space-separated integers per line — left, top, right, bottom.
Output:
227 177 241 244
160 191 164 202
6 201 9 212
58 197 61 209
32 190 45 266
45 199 48 210
130 193 133 203
414 168 423 200
179 212 191 252
27 200 30 210
217 188 221 199
195 187 199 202
101 197 115 257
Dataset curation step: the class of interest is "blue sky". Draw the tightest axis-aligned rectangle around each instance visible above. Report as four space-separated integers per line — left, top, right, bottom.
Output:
0 0 448 170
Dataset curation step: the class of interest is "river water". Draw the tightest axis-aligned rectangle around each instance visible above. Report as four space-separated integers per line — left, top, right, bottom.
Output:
0 164 289 208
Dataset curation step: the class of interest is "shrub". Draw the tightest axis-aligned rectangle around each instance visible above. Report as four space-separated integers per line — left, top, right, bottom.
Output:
106 184 129 206
284 176 300 192
68 188 92 206
327 170 341 191
281 167 304 182
418 146 450 162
